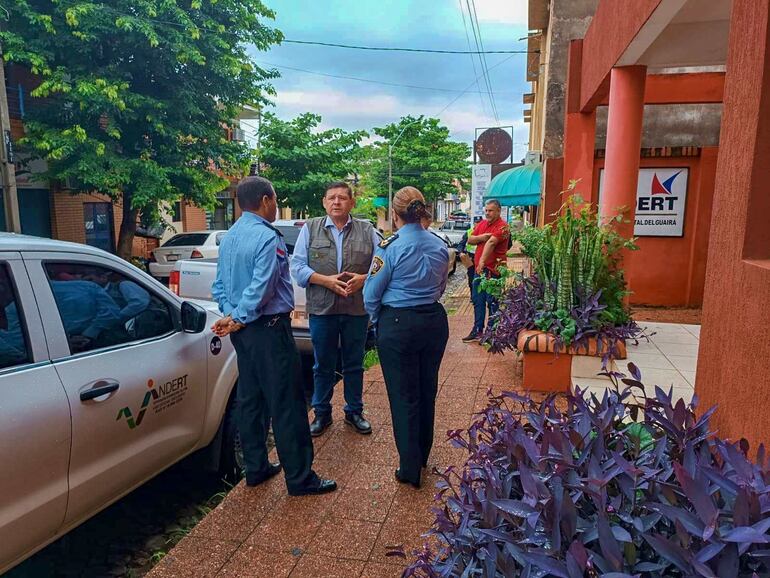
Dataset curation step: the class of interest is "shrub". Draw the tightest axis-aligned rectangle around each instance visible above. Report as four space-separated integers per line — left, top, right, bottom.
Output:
400 367 770 577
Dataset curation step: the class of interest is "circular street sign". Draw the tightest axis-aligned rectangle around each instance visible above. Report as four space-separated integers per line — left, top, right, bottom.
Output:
475 128 513 164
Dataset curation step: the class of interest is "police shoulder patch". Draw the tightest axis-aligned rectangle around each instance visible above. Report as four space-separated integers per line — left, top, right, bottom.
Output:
378 233 399 249
371 255 385 276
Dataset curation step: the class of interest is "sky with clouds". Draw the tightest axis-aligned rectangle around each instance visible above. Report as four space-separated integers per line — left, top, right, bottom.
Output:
246 0 530 161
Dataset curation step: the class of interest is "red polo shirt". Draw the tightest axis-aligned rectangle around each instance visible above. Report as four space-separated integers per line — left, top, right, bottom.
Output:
473 217 509 275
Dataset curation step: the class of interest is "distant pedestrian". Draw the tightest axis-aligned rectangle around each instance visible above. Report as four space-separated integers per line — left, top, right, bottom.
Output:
364 186 449 489
462 199 509 343
211 176 337 497
290 181 381 437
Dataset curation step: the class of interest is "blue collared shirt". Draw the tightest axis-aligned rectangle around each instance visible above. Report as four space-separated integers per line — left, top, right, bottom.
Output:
290 215 382 288
212 212 294 324
363 223 448 323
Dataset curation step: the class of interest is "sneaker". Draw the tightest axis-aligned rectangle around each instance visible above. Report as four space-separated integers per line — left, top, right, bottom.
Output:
462 331 480 343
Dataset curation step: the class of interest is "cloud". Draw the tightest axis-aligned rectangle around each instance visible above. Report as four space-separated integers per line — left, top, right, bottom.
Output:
274 89 402 119
471 0 528 25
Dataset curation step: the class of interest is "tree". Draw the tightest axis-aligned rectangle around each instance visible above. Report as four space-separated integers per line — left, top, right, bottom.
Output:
258 112 367 216
361 115 471 204
2 1 281 258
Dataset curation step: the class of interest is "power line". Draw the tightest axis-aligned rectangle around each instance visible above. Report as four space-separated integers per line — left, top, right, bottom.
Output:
464 0 497 124
457 0 487 116
21 4 536 56
280 39 531 54
469 0 500 124
434 53 516 118
254 60 518 94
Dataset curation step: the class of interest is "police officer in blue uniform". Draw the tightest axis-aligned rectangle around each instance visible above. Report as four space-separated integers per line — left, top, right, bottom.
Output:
211 176 337 497
364 186 450 488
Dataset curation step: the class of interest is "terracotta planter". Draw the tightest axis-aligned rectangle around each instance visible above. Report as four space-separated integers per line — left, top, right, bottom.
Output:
516 330 627 392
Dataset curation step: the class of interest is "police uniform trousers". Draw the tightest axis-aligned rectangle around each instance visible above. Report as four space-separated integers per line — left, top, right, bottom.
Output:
377 302 449 485
230 313 317 492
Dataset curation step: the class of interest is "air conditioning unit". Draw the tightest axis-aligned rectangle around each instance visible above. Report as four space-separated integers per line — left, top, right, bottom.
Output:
524 151 542 165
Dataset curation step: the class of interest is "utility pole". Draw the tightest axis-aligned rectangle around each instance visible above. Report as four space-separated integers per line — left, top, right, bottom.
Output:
0 41 21 233
386 119 420 233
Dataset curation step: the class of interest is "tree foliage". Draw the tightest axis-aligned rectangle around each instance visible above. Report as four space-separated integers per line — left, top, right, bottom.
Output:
361 115 471 204
258 112 367 217
2 0 281 258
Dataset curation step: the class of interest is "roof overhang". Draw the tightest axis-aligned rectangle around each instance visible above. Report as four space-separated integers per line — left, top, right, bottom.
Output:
580 0 731 111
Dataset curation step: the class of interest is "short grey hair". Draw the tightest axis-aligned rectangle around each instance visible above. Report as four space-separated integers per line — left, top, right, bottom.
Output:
485 199 502 210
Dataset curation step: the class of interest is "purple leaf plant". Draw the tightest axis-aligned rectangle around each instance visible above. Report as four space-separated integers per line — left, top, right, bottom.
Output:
400 367 770 578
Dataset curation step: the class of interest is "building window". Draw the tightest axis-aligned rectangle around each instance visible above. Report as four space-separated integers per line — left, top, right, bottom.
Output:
170 201 182 222
83 203 114 253
206 198 234 230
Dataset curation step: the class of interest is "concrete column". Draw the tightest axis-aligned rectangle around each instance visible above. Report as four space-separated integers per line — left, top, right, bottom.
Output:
601 66 647 238
563 40 597 202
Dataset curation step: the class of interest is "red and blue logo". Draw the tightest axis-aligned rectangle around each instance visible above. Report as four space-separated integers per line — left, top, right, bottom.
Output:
651 171 682 195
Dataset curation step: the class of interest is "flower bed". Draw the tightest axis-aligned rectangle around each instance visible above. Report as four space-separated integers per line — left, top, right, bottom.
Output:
398 367 770 577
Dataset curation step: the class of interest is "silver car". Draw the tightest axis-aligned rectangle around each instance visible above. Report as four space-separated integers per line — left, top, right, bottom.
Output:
0 235 243 574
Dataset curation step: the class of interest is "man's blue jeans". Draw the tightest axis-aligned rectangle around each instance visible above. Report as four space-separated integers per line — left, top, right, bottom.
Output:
309 314 369 418
472 274 499 335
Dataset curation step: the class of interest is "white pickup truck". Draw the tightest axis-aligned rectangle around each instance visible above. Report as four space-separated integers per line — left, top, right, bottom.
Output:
0 235 245 574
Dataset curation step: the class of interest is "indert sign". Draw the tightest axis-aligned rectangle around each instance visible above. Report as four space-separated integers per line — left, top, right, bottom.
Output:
599 168 688 237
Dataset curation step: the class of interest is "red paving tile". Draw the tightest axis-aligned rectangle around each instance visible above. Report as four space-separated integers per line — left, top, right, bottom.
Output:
306 517 381 561
289 554 366 577
149 304 522 577
216 544 299 577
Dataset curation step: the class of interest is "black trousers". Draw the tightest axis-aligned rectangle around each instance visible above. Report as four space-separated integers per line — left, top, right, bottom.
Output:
230 314 317 492
377 303 449 484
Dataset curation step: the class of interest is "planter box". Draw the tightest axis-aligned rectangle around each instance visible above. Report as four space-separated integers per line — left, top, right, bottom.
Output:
516 330 627 392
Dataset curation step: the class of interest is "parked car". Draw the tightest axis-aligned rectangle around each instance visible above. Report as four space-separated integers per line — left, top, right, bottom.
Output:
428 228 458 274
0 235 245 575
149 230 227 281
438 220 471 245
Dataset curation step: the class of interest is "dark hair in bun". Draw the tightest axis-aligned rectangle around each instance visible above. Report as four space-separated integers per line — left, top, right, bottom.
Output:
393 186 431 224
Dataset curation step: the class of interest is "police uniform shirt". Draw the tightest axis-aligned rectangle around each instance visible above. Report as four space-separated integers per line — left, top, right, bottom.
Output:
363 223 448 324
212 211 294 324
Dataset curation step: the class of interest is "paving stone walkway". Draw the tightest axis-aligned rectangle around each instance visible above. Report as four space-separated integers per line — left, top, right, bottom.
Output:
148 288 521 578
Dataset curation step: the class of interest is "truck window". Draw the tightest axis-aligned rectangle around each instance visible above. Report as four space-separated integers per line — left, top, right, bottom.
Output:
44 262 176 354
0 264 31 369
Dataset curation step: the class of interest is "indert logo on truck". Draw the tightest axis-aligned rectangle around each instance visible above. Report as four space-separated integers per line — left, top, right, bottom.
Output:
117 375 189 429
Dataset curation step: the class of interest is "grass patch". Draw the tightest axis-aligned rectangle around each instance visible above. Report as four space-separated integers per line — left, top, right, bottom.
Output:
364 348 380 370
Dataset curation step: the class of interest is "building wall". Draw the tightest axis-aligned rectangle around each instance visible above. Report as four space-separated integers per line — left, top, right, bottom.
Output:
542 0 600 160
589 148 717 307
595 104 723 148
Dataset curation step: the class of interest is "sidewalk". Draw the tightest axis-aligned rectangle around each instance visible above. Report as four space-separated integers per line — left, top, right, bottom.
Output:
148 290 519 577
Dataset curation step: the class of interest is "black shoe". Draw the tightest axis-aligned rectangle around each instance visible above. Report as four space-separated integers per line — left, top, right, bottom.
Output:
395 469 421 489
462 331 480 343
288 479 338 497
245 462 282 487
344 412 372 434
309 414 333 437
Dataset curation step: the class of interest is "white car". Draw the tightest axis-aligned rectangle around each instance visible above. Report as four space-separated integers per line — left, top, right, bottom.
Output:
149 230 227 280
0 235 243 574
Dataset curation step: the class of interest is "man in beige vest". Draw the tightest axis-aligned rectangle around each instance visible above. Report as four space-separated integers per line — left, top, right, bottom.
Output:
290 181 381 436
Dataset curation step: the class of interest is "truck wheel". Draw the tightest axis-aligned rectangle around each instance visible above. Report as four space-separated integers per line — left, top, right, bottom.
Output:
219 396 244 483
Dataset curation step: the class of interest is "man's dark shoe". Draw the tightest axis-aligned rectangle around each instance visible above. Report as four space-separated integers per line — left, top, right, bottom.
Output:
344 412 372 434
245 462 282 487
309 414 333 437
462 331 480 343
395 469 421 489
288 479 338 497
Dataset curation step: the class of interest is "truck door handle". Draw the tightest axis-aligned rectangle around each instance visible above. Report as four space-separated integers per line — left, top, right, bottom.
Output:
80 379 120 402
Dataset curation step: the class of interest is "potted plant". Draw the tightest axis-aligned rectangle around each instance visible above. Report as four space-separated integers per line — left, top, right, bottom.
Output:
483 191 645 390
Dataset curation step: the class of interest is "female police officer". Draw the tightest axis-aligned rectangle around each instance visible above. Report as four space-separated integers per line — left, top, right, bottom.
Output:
363 186 449 488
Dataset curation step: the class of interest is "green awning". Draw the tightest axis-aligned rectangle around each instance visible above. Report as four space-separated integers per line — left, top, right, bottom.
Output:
484 163 542 207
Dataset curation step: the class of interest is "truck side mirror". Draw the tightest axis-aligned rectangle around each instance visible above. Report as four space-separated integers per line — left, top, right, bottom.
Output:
181 301 207 333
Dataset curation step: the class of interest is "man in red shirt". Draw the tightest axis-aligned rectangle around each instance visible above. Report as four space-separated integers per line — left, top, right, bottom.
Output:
462 199 509 342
